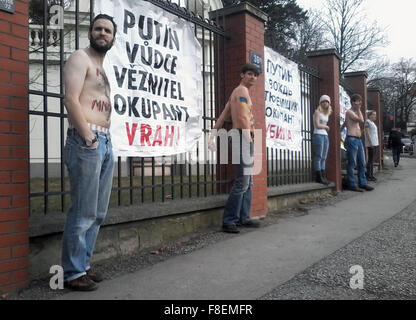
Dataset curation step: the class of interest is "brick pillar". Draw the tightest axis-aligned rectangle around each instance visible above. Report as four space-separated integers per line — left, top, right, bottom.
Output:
211 3 268 218
307 49 342 192
344 71 368 154
368 88 383 170
0 1 30 294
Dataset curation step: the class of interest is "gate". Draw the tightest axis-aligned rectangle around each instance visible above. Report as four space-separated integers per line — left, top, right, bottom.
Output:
28 0 228 215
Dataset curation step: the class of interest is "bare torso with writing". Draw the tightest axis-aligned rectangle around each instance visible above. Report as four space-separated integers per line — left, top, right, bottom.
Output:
76 49 112 128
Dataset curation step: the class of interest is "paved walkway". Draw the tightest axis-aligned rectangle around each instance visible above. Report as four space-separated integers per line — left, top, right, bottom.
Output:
54 157 416 300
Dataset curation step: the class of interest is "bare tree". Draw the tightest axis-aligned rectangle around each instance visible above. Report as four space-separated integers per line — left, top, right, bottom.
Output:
321 0 388 74
391 59 416 130
370 58 416 131
290 9 325 63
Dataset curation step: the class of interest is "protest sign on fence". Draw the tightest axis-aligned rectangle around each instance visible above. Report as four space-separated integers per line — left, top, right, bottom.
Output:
95 0 203 157
264 47 302 152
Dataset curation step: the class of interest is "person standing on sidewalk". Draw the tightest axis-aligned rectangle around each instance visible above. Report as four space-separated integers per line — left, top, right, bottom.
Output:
209 64 261 233
364 110 379 181
62 14 117 291
312 95 332 185
340 94 374 192
388 128 404 167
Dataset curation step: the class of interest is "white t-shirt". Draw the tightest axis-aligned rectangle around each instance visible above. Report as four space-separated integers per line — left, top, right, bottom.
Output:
365 119 379 147
313 111 329 135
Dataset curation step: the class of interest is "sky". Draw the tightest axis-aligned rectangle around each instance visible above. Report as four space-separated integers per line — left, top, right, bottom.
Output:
295 0 416 64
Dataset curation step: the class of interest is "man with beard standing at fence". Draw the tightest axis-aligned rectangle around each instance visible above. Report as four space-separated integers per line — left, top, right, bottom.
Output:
209 64 261 233
62 14 116 291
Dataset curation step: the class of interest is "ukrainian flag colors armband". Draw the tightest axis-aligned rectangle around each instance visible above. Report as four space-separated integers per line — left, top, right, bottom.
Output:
239 97 248 108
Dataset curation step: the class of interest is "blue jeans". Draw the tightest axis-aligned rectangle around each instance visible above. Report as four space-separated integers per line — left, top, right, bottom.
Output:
345 136 367 187
312 134 329 171
62 130 114 281
223 135 254 226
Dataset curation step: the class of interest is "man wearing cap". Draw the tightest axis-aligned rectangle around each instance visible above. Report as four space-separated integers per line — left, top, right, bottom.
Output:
62 14 116 291
341 93 374 192
210 63 261 233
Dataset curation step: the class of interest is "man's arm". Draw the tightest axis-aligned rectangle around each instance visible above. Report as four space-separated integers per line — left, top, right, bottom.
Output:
213 100 231 131
64 50 96 144
208 101 231 151
231 87 252 141
347 109 364 123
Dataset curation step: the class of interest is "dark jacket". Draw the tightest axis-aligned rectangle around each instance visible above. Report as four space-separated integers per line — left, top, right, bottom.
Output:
388 130 404 148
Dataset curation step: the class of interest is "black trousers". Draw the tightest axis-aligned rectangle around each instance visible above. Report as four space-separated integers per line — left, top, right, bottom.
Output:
366 146 377 177
392 146 402 165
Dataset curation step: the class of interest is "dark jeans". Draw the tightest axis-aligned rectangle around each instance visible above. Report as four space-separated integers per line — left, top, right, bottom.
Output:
392 146 402 165
366 146 376 177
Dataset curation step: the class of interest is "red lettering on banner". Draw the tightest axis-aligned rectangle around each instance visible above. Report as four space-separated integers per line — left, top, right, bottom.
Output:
140 124 152 146
267 124 292 141
125 122 138 146
125 123 181 147
152 125 162 146
164 125 174 147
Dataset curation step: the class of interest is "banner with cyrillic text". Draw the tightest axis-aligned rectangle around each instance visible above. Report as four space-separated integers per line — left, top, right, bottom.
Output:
95 0 203 157
264 47 302 152
339 85 351 150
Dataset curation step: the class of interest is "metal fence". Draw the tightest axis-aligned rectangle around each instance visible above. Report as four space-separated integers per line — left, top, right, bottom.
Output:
267 61 321 187
28 0 229 215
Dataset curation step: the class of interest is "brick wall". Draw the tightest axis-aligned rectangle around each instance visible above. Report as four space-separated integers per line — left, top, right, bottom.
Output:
0 0 30 294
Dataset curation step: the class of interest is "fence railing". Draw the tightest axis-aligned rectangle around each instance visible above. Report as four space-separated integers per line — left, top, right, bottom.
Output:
28 0 229 215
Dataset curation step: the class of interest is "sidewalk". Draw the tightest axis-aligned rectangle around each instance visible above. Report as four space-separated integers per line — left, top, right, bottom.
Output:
48 157 416 300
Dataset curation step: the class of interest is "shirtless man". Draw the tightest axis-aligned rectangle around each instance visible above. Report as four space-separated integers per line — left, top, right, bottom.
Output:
62 14 117 291
210 64 260 233
341 93 374 192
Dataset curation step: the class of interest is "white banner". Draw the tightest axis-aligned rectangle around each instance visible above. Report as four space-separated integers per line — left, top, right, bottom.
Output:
339 85 351 150
95 0 203 157
264 47 302 152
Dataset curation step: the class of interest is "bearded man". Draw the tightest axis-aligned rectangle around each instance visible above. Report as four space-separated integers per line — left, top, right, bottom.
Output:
61 14 116 291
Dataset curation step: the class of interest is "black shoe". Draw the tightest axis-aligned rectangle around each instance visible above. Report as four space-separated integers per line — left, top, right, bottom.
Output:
239 219 260 228
64 275 98 291
367 176 377 182
222 224 240 233
320 170 330 185
359 185 374 191
315 171 328 185
86 269 104 283
345 186 364 192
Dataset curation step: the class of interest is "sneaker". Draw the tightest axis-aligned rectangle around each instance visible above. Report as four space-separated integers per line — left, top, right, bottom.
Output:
367 176 377 182
239 220 260 228
345 186 364 192
86 269 104 283
359 185 374 191
64 275 98 291
222 224 240 233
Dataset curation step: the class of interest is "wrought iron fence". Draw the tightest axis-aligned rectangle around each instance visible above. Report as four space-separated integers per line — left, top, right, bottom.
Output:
28 0 229 215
